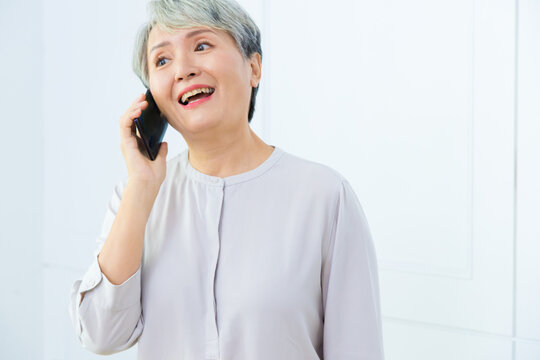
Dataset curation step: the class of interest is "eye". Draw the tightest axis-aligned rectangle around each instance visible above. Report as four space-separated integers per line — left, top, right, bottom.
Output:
195 42 211 51
155 56 169 67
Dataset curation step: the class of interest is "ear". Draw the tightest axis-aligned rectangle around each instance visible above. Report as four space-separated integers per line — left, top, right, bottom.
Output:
249 52 262 88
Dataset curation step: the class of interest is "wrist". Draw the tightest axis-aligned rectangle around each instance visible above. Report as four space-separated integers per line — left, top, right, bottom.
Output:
125 180 162 198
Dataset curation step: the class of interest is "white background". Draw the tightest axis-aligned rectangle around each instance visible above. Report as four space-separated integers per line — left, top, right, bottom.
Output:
1 0 539 359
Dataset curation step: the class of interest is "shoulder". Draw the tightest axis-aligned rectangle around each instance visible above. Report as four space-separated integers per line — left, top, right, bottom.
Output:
280 149 345 183
277 148 346 197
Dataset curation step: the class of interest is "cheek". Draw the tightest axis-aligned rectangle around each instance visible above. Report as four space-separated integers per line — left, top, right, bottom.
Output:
214 57 251 95
148 71 174 103
147 75 175 114
149 71 169 90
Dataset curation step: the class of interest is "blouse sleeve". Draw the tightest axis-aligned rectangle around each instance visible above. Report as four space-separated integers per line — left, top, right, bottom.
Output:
68 180 144 355
321 179 385 360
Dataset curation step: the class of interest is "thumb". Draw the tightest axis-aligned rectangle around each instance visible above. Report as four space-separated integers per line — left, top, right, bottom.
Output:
157 141 168 160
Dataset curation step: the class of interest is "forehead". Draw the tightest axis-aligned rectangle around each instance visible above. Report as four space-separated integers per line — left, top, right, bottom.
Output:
148 25 222 47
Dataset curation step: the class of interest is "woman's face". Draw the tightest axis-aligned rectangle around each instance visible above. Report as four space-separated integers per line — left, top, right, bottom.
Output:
146 25 261 137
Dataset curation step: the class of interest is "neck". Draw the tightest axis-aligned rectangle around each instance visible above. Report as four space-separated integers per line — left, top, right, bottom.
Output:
186 125 274 178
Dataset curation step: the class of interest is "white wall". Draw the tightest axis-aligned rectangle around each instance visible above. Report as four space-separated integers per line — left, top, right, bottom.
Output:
0 1 43 359
1 0 538 359
40 1 146 358
516 0 540 358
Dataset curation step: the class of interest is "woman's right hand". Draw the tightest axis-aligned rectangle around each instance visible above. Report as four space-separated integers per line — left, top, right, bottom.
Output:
119 93 168 188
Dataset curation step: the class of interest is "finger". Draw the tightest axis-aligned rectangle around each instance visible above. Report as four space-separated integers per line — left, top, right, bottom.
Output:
156 142 168 160
119 95 146 140
120 103 138 123
130 93 145 107
123 102 146 134
120 106 141 128
119 113 138 141
125 100 147 122
124 94 146 115
139 100 148 111
131 99 148 113
131 106 142 119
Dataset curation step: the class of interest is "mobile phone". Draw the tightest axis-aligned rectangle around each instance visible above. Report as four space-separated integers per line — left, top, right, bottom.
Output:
133 90 168 161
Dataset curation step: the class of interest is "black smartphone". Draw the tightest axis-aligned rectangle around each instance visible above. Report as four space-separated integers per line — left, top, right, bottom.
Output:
134 90 168 161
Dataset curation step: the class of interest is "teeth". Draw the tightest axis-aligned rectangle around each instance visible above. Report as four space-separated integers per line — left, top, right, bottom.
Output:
181 87 214 104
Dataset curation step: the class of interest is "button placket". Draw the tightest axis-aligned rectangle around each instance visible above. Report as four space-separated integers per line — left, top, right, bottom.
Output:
205 183 224 359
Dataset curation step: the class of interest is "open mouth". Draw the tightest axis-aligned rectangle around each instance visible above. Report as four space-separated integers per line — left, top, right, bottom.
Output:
179 87 215 106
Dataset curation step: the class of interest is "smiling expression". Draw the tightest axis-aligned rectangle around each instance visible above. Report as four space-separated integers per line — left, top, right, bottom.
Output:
146 25 261 136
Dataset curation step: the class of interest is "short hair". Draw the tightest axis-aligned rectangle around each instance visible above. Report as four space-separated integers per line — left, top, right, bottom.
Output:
132 0 263 123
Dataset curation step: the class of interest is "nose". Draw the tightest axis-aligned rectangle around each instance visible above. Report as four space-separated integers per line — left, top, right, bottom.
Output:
174 48 200 82
175 71 197 81
174 55 199 81
172 45 202 81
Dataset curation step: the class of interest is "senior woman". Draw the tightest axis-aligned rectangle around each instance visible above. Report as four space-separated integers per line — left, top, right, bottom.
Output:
69 0 384 359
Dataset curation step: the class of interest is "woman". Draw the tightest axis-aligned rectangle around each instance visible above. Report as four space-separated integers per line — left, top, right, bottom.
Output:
69 0 385 359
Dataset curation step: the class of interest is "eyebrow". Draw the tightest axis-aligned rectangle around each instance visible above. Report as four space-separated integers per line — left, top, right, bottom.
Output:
149 29 217 54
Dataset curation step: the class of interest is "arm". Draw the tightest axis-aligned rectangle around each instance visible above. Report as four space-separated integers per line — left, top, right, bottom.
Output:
97 180 160 286
69 94 168 355
69 180 157 354
68 93 168 355
321 179 385 360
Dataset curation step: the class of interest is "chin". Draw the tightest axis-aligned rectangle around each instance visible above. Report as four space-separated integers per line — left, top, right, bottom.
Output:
181 114 222 134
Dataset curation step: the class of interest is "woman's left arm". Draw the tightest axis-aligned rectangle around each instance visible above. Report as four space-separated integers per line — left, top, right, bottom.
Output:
321 179 385 360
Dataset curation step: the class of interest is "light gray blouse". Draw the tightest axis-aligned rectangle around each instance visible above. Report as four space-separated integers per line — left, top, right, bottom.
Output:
69 145 385 360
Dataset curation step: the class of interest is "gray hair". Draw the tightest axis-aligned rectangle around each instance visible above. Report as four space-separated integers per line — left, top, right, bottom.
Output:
132 0 263 122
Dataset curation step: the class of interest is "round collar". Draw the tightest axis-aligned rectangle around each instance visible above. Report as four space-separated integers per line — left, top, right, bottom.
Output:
183 145 284 187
